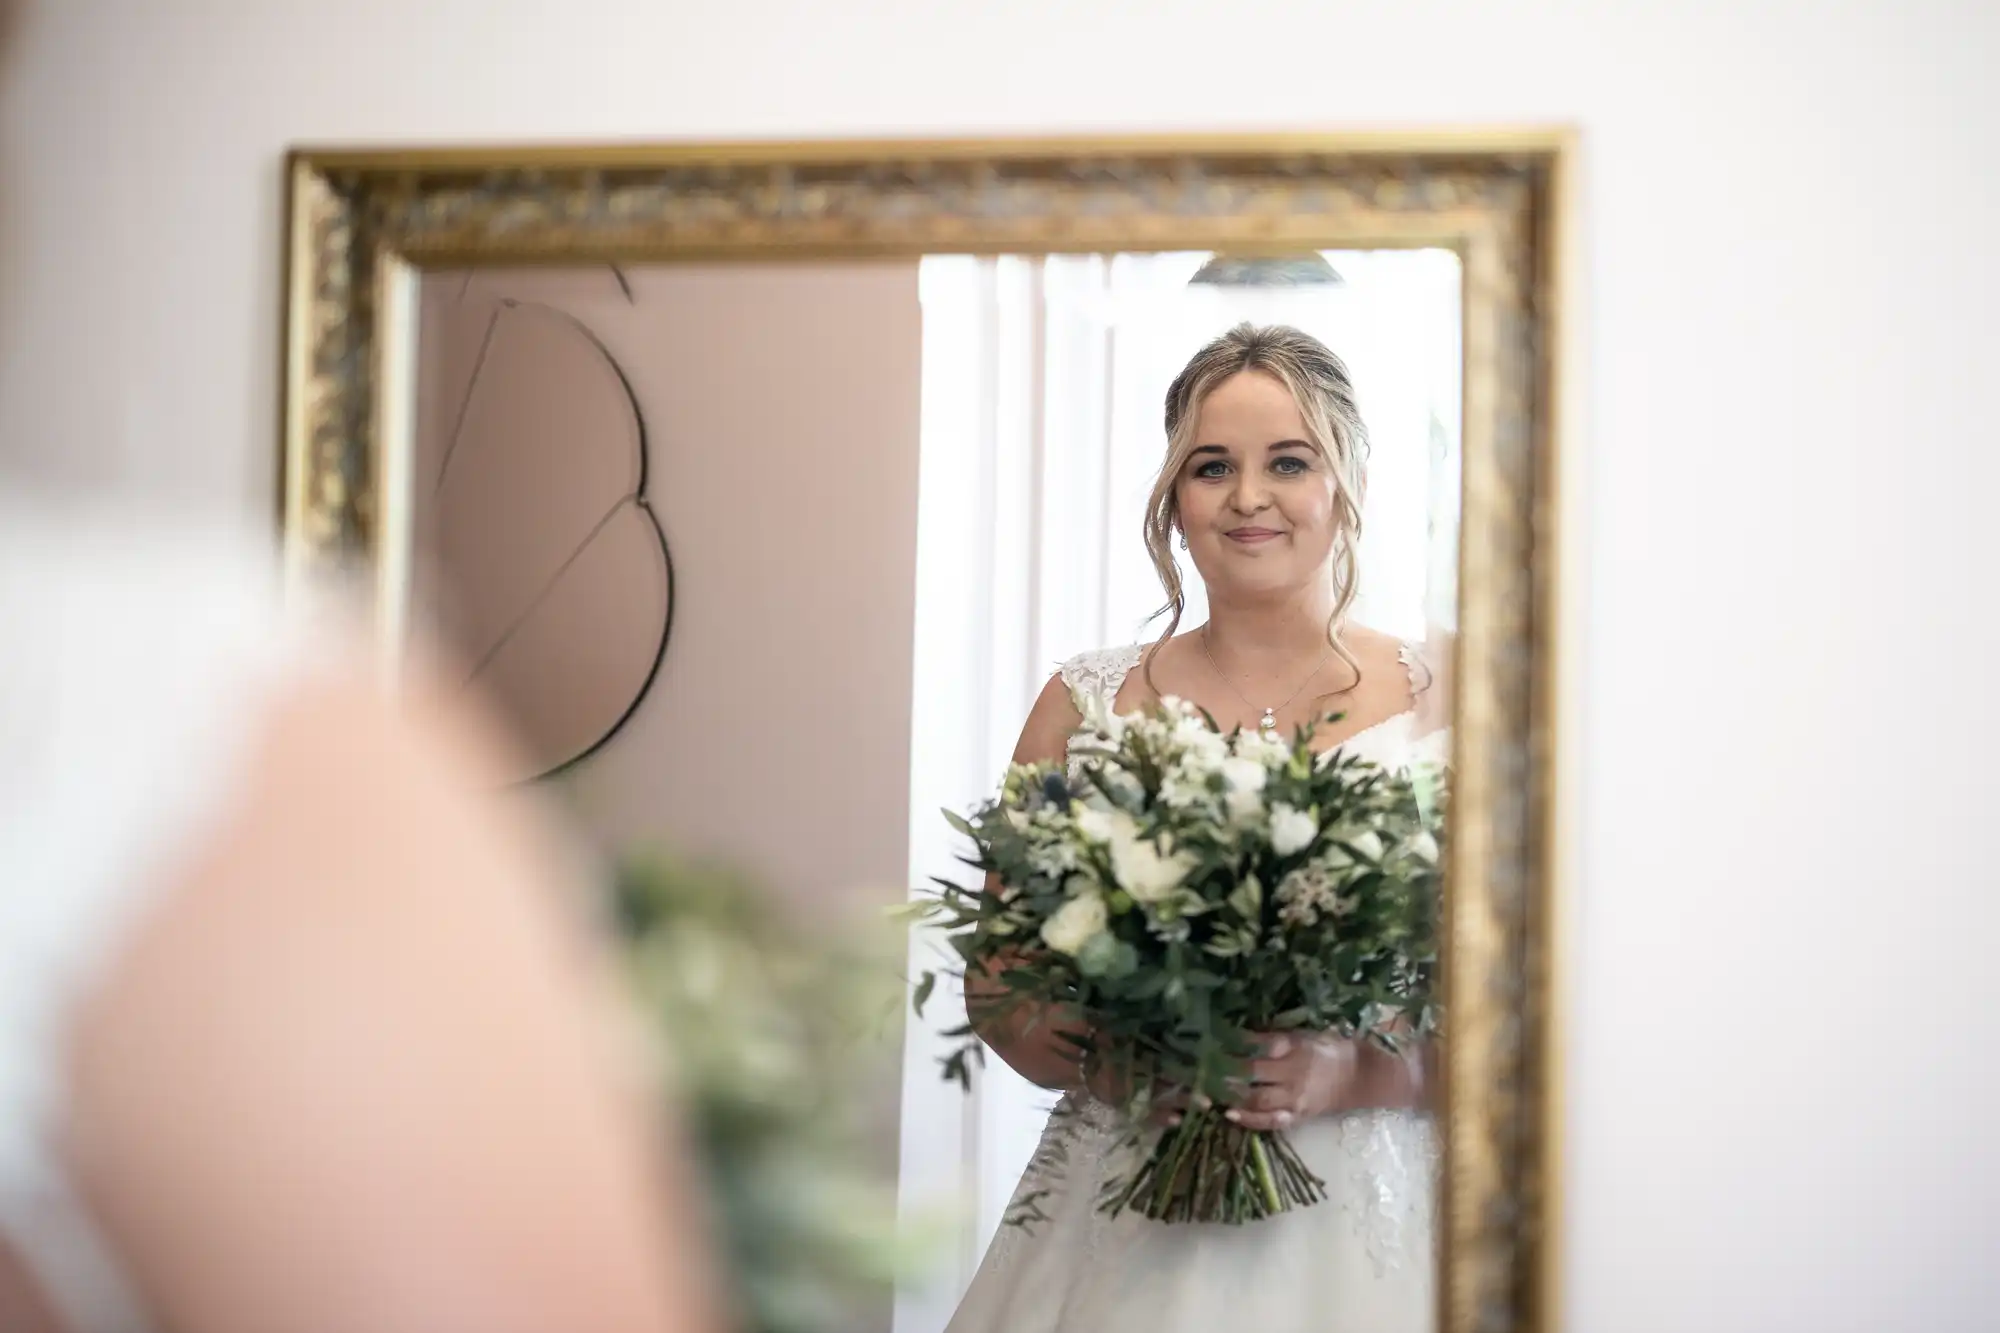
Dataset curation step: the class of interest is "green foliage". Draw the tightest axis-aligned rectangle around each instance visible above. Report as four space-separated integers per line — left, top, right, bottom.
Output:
613 854 941 1333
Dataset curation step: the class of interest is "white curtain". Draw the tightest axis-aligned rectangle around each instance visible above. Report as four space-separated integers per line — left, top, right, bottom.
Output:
896 249 1462 1333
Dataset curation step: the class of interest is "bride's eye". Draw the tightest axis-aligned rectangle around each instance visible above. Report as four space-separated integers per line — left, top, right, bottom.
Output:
1193 460 1231 480
1271 454 1312 476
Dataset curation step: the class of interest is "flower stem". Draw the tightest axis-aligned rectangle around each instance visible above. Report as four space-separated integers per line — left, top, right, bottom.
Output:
1247 1133 1283 1216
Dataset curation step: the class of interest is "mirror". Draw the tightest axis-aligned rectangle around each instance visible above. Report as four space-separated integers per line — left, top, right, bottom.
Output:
280 135 1565 1333
412 268 673 781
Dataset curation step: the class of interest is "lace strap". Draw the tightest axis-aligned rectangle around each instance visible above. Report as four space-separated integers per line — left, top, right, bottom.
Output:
1396 641 1430 700
1057 643 1144 716
1398 639 1453 739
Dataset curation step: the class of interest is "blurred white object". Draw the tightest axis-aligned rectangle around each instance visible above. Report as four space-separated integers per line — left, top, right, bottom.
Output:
0 493 721 1333
0 500 302 1331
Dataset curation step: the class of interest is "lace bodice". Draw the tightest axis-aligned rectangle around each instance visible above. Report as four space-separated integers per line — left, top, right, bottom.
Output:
1056 639 1448 771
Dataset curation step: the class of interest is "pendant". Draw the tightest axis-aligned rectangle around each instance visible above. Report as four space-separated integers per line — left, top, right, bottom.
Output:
1259 708 1277 732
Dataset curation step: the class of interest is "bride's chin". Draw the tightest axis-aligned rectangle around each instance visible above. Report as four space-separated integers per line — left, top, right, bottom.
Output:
1203 573 1312 605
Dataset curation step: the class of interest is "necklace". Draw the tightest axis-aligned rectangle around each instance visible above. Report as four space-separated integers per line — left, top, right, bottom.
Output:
1199 625 1339 733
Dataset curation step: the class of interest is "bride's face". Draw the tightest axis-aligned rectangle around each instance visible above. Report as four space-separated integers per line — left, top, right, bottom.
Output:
1175 370 1338 600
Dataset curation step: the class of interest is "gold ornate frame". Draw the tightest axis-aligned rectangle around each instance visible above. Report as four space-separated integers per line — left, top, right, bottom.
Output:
279 130 1571 1333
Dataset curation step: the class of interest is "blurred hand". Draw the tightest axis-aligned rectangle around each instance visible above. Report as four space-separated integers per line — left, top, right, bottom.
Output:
1082 1050 1187 1128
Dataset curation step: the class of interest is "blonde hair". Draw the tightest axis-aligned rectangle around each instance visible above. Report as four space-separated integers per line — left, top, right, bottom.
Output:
1143 322 1371 691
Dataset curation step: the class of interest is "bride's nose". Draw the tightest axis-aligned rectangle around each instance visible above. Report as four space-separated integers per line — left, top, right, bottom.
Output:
1229 471 1271 514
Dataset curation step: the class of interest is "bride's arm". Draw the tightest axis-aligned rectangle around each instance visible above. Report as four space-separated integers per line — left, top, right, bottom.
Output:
964 675 1095 1092
1347 1039 1435 1113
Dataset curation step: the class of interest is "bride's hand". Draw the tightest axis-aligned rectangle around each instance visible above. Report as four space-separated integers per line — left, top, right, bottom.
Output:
1222 1032 1362 1131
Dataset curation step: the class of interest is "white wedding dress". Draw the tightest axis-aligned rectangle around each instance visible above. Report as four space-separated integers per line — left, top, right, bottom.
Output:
945 642 1448 1333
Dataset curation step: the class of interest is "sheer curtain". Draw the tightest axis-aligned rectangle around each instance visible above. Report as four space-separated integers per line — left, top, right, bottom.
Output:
896 248 1461 1333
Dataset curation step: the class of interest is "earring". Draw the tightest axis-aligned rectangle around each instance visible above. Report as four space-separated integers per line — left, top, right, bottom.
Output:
1178 531 1188 550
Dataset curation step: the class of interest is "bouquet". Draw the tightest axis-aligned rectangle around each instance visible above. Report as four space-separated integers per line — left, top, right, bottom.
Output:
913 694 1444 1227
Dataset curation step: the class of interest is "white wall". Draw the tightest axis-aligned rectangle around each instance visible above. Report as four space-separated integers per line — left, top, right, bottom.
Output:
3 3 1997 1330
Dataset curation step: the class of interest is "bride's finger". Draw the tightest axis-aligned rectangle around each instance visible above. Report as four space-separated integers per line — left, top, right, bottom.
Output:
1232 1081 1302 1113
1243 1056 1294 1088
1223 1106 1297 1132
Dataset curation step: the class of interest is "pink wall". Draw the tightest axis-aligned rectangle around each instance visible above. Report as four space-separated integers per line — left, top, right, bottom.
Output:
413 262 922 921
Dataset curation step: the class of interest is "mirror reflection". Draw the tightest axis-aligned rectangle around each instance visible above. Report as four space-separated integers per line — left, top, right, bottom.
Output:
405 247 1462 1333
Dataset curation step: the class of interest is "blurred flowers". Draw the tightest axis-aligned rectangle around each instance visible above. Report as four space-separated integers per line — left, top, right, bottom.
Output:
613 854 929 1333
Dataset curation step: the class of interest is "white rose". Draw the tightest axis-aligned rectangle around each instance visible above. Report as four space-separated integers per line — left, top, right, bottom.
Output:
1269 803 1319 858
1110 831 1199 904
1159 769 1210 812
1218 756 1266 823
1170 708 1224 753
1073 804 1136 845
1220 756 1266 794
1184 731 1229 775
1040 891 1109 955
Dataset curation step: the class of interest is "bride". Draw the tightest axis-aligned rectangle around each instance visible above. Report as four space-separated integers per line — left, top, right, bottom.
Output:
946 323 1449 1333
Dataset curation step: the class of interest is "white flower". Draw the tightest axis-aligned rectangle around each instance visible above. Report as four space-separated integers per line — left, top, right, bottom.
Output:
1402 830 1440 864
1269 803 1319 858
1005 808 1030 832
1274 863 1336 928
1109 830 1199 904
1231 729 1291 768
1159 768 1212 813
1073 804 1136 846
1223 787 1264 826
1100 768 1146 811
1027 839 1079 879
1041 890 1109 955
1171 713 1228 767
1220 755 1268 795
1214 756 1265 821
1347 830 1385 862
1075 690 1127 742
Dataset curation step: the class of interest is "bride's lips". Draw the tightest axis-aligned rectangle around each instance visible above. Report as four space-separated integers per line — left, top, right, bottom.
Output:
1225 527 1284 545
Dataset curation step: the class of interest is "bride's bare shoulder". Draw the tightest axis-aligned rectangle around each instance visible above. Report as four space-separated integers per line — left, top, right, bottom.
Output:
1346 621 1454 726
1341 623 1412 674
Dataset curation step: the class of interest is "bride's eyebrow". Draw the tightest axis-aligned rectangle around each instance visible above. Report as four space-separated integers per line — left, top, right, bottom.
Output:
1188 440 1312 458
